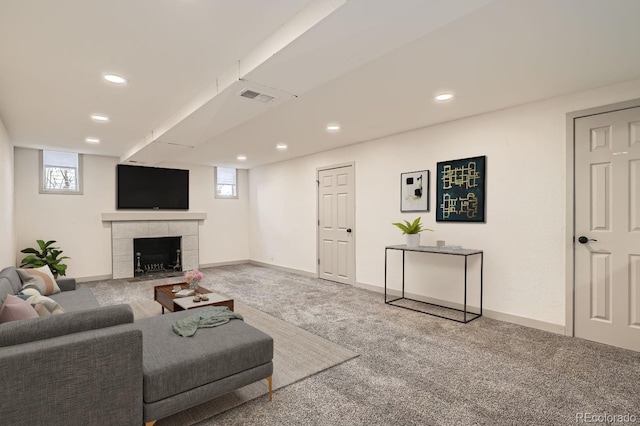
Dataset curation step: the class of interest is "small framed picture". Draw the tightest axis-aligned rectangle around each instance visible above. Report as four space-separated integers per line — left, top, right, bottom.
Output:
401 170 429 212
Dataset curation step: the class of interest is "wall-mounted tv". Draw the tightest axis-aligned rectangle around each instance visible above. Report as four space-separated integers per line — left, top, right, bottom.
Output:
117 164 189 210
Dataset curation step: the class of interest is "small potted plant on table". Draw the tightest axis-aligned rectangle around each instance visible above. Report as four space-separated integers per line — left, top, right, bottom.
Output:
391 217 432 248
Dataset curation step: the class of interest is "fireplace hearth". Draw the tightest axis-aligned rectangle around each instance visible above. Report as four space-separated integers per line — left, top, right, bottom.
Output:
133 236 181 277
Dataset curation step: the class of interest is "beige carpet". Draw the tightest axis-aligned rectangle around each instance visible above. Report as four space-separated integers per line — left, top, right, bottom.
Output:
128 299 359 425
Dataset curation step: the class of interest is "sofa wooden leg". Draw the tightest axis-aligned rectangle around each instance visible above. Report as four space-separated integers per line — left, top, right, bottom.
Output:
145 421 157 426
266 375 273 401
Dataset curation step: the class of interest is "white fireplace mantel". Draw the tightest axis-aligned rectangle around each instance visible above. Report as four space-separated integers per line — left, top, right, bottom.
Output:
102 212 206 222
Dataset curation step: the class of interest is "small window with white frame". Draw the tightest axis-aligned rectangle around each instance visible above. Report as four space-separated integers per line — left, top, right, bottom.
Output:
40 150 83 194
215 166 237 198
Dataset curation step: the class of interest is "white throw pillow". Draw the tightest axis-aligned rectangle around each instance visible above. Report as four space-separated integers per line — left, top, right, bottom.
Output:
25 294 65 317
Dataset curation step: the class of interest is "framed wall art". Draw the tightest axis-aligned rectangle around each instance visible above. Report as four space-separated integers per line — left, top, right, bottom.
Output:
401 170 429 212
436 156 486 222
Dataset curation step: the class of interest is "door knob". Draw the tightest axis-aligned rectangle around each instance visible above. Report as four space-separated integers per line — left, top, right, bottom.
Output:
346 228 352 233
578 236 597 244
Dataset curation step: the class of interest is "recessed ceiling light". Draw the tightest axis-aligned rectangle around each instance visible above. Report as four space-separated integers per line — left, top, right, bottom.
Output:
90 114 109 122
276 143 288 150
85 137 100 144
435 92 454 102
103 74 127 84
326 123 341 132
237 155 247 161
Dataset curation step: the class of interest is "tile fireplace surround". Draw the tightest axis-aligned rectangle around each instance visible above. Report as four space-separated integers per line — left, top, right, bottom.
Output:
102 212 205 279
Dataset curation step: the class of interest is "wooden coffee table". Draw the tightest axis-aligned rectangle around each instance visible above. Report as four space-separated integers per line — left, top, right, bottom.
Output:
154 283 234 314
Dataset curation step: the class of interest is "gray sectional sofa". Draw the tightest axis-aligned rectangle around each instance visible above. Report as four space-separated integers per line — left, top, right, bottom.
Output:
0 266 274 426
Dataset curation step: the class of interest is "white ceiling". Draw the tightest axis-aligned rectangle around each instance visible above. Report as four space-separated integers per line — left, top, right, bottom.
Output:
2 0 640 169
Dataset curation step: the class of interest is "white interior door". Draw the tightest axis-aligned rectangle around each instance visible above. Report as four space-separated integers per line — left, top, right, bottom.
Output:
317 164 355 285
574 106 640 351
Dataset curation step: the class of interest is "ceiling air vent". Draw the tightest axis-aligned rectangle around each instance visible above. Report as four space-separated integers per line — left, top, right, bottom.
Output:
238 88 275 103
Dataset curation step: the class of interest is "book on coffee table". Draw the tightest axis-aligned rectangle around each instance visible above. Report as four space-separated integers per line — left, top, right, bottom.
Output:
174 289 195 297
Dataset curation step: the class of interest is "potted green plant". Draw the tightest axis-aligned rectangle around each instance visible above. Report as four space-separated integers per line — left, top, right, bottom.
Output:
20 240 70 277
391 217 432 247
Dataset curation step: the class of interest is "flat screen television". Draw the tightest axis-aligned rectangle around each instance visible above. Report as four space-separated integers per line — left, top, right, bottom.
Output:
117 164 189 210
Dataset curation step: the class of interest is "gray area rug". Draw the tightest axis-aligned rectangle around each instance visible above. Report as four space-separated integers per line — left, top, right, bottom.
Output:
127 299 357 425
81 264 640 426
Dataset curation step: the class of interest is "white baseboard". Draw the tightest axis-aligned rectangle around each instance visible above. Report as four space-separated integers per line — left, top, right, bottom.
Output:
481 309 565 335
199 259 250 268
76 274 113 283
248 260 317 278
355 281 565 335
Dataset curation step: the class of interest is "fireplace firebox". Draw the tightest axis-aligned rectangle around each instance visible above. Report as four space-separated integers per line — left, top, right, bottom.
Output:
133 236 182 276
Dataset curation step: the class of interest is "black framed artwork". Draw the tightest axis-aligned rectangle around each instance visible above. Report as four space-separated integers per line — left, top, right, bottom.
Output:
436 156 486 222
400 170 429 212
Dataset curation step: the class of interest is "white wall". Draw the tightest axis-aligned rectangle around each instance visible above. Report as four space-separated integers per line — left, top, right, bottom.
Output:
0 118 15 266
249 78 640 328
14 149 249 279
160 162 250 265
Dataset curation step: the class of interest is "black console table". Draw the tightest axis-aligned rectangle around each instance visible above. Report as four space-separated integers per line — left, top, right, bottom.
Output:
384 245 483 323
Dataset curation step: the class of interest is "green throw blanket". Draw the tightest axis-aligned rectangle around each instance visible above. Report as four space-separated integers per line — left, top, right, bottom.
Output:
172 306 244 337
